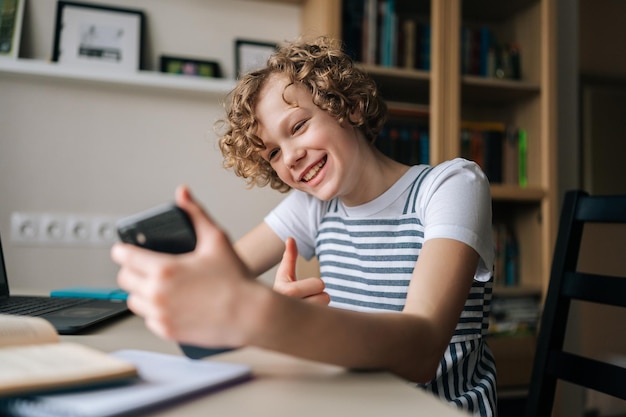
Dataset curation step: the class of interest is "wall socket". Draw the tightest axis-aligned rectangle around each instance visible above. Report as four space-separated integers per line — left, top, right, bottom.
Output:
10 212 119 246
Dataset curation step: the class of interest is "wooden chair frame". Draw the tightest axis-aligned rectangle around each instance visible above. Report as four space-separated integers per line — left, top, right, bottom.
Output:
525 190 626 417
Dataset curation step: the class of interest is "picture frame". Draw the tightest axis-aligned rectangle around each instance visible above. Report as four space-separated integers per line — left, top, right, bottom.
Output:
235 39 277 78
52 1 145 72
0 0 25 59
160 55 222 79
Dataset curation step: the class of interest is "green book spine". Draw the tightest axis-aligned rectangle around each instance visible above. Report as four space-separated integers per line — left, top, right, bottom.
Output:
518 129 528 187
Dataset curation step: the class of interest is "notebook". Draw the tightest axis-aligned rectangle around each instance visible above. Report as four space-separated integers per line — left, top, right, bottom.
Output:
0 349 252 417
0 233 129 334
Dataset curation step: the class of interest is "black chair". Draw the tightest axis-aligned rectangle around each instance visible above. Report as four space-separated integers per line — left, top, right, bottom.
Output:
524 190 626 417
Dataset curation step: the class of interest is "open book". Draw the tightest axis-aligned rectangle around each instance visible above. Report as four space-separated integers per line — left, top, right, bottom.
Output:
1 349 252 417
0 314 137 397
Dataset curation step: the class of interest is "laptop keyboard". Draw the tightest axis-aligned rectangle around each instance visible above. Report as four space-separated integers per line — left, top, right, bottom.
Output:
0 296 92 317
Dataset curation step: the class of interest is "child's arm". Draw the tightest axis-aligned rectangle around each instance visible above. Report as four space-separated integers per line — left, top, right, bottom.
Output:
258 236 477 382
233 221 284 277
112 185 476 384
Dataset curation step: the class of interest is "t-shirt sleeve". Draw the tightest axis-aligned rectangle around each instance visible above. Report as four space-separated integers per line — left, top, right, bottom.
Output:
419 158 495 282
263 190 321 260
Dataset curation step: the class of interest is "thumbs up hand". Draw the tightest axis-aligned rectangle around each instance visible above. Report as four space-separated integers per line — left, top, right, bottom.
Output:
273 237 330 305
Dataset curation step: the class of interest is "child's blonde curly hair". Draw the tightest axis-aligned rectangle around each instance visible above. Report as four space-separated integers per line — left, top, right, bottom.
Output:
217 36 387 193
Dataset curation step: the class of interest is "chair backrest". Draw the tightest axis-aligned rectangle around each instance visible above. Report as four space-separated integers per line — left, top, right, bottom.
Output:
524 190 626 417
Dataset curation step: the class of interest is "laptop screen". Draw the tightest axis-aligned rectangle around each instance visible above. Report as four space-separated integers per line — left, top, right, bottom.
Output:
0 234 10 296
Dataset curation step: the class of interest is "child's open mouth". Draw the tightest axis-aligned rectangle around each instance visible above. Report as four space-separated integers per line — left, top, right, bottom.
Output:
302 156 327 182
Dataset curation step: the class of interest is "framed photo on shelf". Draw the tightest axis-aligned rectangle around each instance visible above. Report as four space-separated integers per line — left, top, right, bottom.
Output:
52 1 145 72
235 39 277 78
160 55 222 78
0 0 25 59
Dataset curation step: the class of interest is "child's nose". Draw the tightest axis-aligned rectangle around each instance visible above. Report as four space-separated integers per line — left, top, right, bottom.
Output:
284 145 306 168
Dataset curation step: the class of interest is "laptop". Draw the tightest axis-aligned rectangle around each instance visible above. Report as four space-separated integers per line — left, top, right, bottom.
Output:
0 233 129 334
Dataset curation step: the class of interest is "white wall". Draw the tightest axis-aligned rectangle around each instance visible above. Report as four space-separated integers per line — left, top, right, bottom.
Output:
0 0 301 290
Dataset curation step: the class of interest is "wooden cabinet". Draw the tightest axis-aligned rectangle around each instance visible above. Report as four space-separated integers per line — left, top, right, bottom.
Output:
298 0 557 294
295 0 558 390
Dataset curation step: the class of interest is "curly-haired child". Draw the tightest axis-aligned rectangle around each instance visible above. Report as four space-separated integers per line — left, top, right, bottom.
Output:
112 36 497 416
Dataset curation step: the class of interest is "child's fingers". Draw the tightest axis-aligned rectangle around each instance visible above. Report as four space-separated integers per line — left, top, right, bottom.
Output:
275 237 298 284
175 185 211 227
304 291 331 305
111 242 170 278
174 185 230 250
292 277 326 299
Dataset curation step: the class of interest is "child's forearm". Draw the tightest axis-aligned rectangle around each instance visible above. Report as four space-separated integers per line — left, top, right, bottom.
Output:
233 222 285 278
241 287 447 383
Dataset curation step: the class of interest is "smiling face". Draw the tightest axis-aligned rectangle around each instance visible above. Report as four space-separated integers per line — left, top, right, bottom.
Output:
255 74 371 204
218 37 390 195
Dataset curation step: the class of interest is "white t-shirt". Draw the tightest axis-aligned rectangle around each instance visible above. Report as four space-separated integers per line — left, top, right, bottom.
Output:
265 158 497 416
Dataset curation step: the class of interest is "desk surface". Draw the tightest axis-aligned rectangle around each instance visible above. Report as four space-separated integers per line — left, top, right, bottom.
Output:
61 314 468 417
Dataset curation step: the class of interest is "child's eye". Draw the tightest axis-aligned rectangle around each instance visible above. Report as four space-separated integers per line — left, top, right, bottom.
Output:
292 119 307 134
267 148 280 161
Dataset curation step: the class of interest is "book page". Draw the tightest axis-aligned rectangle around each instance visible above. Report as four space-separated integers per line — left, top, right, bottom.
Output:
1 350 251 417
0 343 137 396
0 314 59 348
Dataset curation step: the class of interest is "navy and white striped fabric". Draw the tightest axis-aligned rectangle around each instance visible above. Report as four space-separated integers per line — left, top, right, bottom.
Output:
315 177 496 416
265 159 497 416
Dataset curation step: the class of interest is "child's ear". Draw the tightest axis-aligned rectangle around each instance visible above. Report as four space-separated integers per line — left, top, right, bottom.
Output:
348 108 363 125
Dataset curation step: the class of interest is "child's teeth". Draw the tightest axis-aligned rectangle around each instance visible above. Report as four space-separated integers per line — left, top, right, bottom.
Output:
303 160 325 182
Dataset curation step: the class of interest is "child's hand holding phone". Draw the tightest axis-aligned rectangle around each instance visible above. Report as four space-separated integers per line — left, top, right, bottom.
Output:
116 200 234 359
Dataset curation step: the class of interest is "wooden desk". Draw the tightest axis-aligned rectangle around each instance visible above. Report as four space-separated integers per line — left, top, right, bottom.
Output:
61 315 468 417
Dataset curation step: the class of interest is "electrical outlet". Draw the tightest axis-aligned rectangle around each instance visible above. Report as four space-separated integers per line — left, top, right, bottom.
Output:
66 215 92 244
10 212 120 246
91 216 118 245
40 214 67 243
11 212 41 243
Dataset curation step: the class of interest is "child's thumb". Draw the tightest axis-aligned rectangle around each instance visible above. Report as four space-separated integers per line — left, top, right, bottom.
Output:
276 237 298 283
174 185 221 246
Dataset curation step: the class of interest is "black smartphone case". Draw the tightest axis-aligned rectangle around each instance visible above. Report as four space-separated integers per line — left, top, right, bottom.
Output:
117 203 196 254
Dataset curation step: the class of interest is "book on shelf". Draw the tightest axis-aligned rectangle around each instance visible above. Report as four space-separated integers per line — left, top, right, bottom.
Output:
492 223 520 288
460 121 528 187
461 25 522 80
341 0 364 61
364 0 378 65
399 18 415 69
347 0 379 65
342 0 430 70
377 113 429 165
0 314 137 397
503 125 519 185
489 291 541 336
379 0 397 67
518 128 528 187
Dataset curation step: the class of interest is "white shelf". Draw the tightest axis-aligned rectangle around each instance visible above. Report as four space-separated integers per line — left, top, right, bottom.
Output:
0 58 236 97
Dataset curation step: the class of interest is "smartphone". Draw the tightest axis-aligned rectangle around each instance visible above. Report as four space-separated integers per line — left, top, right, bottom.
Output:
116 203 196 254
116 203 232 359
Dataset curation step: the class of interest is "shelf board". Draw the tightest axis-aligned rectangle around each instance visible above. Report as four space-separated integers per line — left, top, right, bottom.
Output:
490 184 545 202
359 64 430 104
386 101 430 117
462 0 538 21
0 58 236 97
462 75 540 104
356 66 538 105
361 64 430 82
248 0 301 3
492 284 543 297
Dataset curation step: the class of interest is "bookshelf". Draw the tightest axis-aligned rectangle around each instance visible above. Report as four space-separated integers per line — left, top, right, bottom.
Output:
298 0 557 293
292 0 558 393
